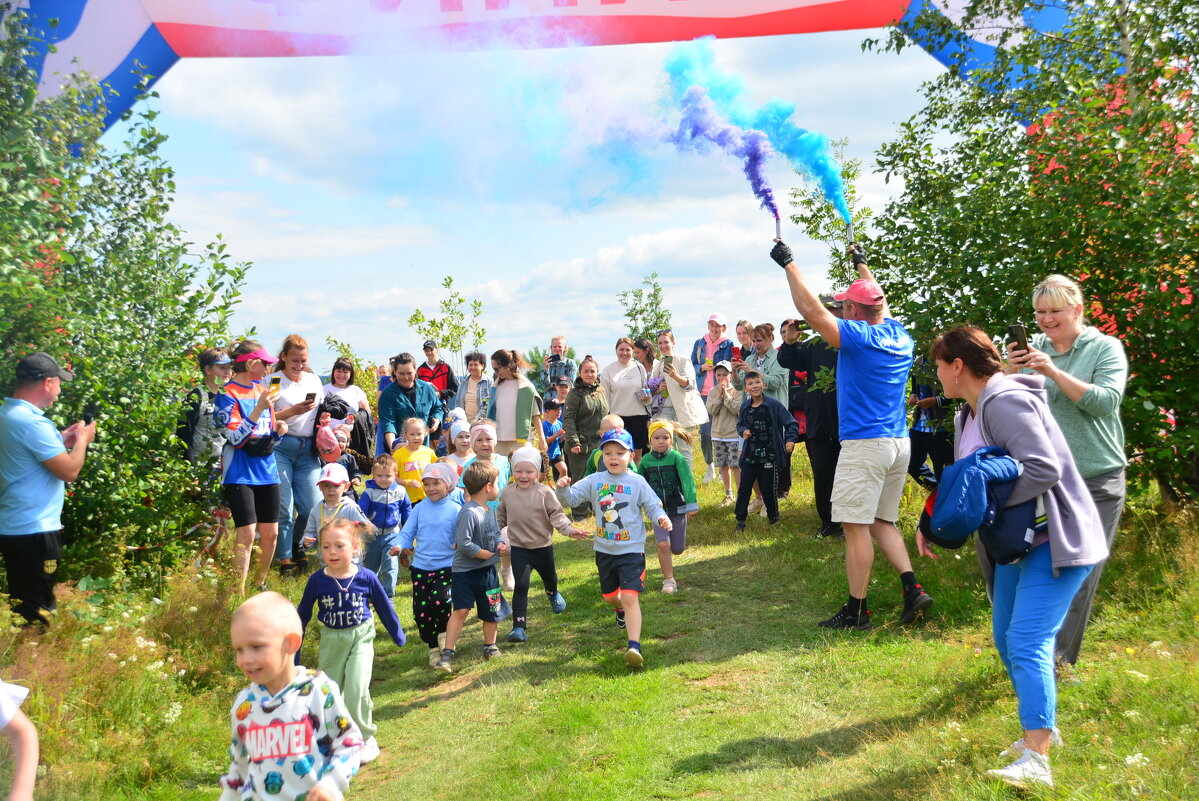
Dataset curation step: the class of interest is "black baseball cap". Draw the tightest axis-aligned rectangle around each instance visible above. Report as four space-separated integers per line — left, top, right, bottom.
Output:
16 352 73 381
423 340 437 350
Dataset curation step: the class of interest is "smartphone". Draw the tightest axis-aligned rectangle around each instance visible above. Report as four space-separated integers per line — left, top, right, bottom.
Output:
731 346 741 361
83 402 99 424
663 355 673 366
304 392 317 403
268 374 282 390
549 353 561 363
1008 323 1029 353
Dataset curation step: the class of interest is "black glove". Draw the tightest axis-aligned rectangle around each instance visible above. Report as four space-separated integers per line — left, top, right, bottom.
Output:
770 240 794 269
848 244 867 266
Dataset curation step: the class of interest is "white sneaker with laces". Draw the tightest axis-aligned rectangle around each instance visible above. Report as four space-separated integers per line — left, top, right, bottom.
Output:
986 748 1053 789
1000 727 1064 758
662 577 677 594
359 737 381 764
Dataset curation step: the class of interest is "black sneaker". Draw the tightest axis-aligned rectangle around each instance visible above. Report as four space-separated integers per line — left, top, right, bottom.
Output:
818 605 872 631
735 521 747 532
900 584 934 624
815 524 844 540
615 609 626 629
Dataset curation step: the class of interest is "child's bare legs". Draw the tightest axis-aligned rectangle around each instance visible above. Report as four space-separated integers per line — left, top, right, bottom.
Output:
4 708 38 801
604 591 642 643
443 608 470 651
481 620 497 645
232 524 255 594
655 541 674 580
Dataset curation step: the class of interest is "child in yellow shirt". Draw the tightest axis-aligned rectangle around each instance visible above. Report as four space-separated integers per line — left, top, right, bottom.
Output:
391 418 437 504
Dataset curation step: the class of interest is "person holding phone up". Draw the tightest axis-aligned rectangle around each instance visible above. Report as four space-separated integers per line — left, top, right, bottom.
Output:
270 334 325 577
649 331 708 469
1006 274 1128 668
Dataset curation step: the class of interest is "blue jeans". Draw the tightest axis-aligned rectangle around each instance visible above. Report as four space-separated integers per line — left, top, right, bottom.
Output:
363 534 399 596
992 543 1093 730
274 434 321 562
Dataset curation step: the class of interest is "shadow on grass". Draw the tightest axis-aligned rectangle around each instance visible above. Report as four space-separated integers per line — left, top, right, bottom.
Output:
671 671 1000 776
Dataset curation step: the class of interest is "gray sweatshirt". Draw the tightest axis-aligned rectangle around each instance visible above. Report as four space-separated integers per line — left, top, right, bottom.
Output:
452 500 503 572
556 470 665 556
958 373 1109 585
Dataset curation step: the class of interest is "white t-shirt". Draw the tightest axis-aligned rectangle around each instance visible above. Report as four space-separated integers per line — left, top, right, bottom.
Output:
275 371 325 437
323 383 368 411
0 680 28 728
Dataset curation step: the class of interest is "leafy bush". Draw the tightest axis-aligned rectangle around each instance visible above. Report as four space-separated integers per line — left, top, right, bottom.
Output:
0 13 248 583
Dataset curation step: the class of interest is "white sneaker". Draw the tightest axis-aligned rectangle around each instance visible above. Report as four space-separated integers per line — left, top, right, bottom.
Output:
428 646 441 667
662 577 677 594
1000 727 1064 758
359 737 381 764
747 496 764 514
986 748 1053 789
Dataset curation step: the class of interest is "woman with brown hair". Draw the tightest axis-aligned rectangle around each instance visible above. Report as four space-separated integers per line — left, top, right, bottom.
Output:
486 349 546 458
270 334 325 575
601 337 651 460
650 330 708 468
927 326 1107 789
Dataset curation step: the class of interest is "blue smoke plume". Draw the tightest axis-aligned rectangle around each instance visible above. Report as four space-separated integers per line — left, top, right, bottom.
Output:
665 38 851 222
669 86 778 218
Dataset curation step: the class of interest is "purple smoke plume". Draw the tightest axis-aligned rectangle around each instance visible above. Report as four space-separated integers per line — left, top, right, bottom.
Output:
669 86 779 219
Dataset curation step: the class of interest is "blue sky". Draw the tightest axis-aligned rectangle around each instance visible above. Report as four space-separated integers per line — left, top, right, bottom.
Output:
122 28 943 373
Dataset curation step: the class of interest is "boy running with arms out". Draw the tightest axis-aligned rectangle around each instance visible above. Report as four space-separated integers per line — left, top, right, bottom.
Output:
556 428 669 668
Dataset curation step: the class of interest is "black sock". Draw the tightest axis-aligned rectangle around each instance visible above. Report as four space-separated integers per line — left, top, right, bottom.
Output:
442 648 455 656
900 571 918 593
846 595 867 616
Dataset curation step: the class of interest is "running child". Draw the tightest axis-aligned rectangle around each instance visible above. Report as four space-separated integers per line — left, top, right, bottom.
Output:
446 419 474 474
636 420 698 594
300 463 372 551
460 423 510 510
556 428 669 668
497 447 588 644
297 519 407 765
392 462 466 667
0 679 37 801
436 460 509 673
357 454 412 596
735 371 800 531
392 418 437 504
582 413 625 477
221 592 362 800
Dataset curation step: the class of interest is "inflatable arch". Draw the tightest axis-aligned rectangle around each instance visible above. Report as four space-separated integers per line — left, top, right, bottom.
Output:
20 0 1065 131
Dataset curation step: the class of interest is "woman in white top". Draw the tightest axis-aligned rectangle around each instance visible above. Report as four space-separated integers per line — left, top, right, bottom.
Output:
270 334 325 574
651 330 709 468
322 357 369 419
601 337 651 460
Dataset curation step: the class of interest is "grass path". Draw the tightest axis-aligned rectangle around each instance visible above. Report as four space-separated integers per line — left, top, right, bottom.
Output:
333 468 1196 801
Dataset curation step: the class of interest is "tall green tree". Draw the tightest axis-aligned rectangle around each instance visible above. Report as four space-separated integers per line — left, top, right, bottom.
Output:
862 0 1198 502
618 272 672 343
0 14 248 582
407 275 487 377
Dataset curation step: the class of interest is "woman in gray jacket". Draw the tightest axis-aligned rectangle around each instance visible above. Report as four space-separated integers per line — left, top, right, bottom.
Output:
927 327 1107 791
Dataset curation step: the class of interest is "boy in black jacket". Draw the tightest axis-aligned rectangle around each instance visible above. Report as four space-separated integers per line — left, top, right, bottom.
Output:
735 371 800 530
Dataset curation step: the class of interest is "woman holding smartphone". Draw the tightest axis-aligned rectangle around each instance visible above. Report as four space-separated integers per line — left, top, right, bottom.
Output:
215 340 286 594
601 337 652 461
1007 275 1128 667
650 331 708 468
269 334 325 576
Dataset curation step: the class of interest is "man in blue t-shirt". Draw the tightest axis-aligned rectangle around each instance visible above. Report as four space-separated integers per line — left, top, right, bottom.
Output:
769 241 933 631
0 353 96 625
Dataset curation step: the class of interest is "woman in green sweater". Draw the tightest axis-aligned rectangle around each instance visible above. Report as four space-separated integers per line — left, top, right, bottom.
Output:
1008 274 1128 667
562 356 608 515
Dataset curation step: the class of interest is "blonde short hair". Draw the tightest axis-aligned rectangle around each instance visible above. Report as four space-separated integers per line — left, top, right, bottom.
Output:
232 591 302 638
1033 274 1085 310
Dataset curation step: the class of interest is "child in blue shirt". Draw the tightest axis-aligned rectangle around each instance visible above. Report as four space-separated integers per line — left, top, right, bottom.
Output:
541 399 569 480
297 519 406 766
556 428 668 669
394 461 466 667
357 453 412 596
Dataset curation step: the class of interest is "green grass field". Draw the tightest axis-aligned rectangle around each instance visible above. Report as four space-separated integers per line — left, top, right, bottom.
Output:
10 460 1198 801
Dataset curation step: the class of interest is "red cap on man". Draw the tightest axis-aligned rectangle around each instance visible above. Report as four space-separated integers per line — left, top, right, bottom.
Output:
833 278 885 306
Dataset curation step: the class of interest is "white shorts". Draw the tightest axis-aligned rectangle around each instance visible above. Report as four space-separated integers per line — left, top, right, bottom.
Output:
831 437 911 525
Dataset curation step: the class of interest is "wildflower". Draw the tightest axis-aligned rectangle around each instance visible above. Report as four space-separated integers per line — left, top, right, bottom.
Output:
162 702 183 725
973 648 982 658
107 652 118 660
1125 647 1136 656
152 597 163 604
1125 753 1150 767
102 625 113 632
188 606 198 613
1125 670 1151 681
946 721 962 731
1123 710 1140 718
178 669 186 676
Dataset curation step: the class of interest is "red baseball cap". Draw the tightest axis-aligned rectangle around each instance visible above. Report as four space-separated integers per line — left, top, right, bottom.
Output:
833 278 885 305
